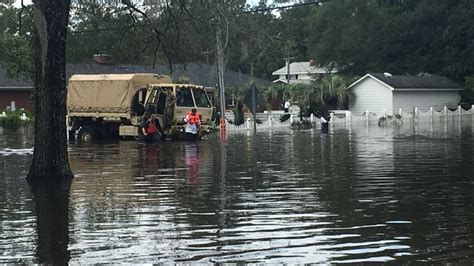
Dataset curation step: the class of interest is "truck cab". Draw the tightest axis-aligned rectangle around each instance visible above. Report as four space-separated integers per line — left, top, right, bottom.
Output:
142 84 215 140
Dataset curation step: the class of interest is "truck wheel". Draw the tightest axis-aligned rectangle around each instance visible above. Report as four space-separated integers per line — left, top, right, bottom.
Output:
78 127 94 142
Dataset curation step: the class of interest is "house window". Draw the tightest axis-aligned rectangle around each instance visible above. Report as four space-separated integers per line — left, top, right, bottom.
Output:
295 74 299 80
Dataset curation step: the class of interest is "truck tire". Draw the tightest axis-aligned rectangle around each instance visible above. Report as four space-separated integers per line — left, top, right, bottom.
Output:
77 127 94 142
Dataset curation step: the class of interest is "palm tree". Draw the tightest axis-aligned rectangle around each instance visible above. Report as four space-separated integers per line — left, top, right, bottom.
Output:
313 74 351 113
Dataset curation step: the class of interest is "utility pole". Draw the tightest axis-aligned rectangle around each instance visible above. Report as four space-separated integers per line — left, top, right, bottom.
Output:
216 1 226 139
250 61 254 79
284 47 294 85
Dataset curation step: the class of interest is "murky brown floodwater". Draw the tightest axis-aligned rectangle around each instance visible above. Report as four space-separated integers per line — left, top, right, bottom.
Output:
1 118 473 263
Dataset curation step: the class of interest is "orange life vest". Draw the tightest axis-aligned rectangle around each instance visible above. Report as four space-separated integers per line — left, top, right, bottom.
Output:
186 112 200 124
145 120 156 134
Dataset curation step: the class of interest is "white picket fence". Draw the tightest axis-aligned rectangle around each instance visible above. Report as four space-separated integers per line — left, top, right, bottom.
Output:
330 105 474 127
225 113 293 132
224 105 474 133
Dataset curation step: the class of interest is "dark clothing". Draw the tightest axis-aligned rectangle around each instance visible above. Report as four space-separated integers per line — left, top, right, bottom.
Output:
140 119 164 143
164 92 176 131
321 122 329 133
186 132 198 142
141 119 164 135
143 134 156 143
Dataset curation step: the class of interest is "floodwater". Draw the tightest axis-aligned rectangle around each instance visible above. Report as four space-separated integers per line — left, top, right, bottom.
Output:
0 119 473 264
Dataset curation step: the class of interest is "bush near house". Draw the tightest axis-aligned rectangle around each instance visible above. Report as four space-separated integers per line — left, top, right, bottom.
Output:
0 109 33 130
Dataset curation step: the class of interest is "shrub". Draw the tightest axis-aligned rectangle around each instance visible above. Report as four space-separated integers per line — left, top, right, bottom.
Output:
378 115 402 127
290 120 313 129
279 113 291 122
0 109 33 130
0 116 22 130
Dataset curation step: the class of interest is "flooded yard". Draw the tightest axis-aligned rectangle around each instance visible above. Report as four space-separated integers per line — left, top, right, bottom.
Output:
1 120 473 263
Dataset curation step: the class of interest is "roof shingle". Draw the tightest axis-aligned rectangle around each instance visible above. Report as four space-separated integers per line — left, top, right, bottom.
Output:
369 73 462 89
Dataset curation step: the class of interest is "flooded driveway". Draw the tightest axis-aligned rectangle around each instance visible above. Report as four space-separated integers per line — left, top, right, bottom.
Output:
1 120 473 263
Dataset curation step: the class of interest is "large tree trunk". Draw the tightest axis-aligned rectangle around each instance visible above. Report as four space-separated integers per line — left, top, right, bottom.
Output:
27 0 73 181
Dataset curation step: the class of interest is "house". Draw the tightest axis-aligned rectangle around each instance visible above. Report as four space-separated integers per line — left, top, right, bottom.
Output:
272 61 337 84
0 61 271 112
0 66 33 111
348 73 463 116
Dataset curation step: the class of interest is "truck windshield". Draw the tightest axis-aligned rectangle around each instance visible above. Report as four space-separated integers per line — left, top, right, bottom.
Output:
176 87 194 107
193 88 211 108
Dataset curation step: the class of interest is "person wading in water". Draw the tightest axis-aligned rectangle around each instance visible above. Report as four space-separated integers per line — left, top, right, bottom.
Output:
141 114 163 143
183 108 200 142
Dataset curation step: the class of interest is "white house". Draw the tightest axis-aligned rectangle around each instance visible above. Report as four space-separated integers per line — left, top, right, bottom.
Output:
348 73 463 115
272 61 337 84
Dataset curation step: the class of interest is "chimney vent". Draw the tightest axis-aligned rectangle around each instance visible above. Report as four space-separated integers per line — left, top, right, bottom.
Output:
93 54 113 64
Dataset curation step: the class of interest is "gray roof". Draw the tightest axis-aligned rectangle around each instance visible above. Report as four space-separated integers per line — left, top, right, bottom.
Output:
1 62 271 90
369 73 462 89
0 63 32 88
272 61 337 76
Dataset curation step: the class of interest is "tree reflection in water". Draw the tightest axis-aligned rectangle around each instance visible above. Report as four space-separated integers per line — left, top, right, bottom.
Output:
29 179 72 264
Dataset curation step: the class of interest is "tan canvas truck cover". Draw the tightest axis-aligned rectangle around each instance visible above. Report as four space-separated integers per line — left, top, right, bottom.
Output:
67 73 172 113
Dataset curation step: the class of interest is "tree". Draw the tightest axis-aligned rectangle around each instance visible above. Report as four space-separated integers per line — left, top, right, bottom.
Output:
27 0 73 181
0 4 34 79
307 0 474 83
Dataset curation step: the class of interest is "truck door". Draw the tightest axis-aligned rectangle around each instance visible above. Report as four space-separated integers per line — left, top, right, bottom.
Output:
144 85 160 115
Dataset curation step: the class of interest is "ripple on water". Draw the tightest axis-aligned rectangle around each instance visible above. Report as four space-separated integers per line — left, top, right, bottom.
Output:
1 124 474 263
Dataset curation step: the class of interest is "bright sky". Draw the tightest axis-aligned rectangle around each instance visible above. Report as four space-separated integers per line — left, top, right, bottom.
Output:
13 0 31 7
14 0 270 7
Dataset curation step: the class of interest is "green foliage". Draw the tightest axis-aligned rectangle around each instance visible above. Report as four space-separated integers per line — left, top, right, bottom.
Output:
460 76 474 109
0 109 33 130
233 101 245 125
1 0 472 94
0 115 22 130
0 36 33 78
308 0 474 82
0 5 34 79
266 75 351 117
175 76 191 84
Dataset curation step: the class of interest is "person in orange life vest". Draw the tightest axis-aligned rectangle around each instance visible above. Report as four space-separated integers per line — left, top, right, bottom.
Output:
141 114 163 143
183 108 200 142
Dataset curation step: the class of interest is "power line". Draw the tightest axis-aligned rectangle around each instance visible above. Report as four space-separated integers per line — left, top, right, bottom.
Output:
71 2 324 34
245 1 323 13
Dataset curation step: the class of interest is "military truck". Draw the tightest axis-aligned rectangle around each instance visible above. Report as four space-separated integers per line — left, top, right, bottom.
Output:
67 73 215 141
143 83 215 140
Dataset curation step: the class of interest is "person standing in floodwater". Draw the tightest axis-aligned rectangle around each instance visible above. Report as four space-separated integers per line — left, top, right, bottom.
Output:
284 100 290 113
183 108 200 142
317 112 329 133
141 114 163 143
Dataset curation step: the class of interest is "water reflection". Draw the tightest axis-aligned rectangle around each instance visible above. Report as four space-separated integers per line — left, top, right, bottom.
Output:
185 143 200 186
29 179 72 264
0 120 474 263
